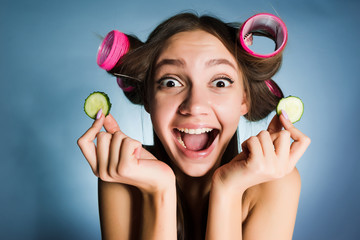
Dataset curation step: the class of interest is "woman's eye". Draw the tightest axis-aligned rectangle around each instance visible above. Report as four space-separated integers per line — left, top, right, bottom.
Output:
211 78 234 88
159 78 182 88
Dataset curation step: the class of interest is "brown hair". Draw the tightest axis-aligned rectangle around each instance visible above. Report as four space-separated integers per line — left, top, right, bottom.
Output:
109 12 285 239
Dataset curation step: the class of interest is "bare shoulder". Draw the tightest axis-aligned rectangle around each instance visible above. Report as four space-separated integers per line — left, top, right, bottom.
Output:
260 167 301 195
98 179 143 240
245 168 301 204
241 169 301 239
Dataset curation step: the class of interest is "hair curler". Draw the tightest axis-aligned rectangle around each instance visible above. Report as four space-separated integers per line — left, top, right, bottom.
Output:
113 73 141 92
239 13 287 58
265 79 283 98
116 77 135 92
97 30 130 71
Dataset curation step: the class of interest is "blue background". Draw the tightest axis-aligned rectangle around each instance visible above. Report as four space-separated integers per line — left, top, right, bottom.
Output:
1 0 359 239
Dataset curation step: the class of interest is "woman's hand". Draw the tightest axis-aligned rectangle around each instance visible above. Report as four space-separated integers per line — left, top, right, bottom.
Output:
77 112 176 194
213 111 311 193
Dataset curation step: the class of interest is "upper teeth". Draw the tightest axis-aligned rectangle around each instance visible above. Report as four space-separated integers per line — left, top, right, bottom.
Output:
177 128 213 134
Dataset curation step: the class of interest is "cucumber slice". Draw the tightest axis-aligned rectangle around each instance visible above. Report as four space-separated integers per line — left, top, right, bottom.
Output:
84 92 112 119
276 96 304 123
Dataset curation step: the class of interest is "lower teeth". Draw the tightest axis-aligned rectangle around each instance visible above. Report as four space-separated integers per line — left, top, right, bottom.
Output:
177 137 187 149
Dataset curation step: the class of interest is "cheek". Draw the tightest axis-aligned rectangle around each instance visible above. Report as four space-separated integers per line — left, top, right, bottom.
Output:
149 96 177 135
212 94 244 131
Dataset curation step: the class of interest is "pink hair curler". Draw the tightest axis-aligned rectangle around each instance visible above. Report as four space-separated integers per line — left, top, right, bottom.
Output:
239 13 287 58
97 30 130 71
116 77 135 92
265 79 283 98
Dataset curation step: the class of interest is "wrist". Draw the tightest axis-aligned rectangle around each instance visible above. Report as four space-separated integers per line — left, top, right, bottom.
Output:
211 168 247 197
141 181 177 240
142 182 177 206
211 176 244 202
207 171 244 240
138 171 176 196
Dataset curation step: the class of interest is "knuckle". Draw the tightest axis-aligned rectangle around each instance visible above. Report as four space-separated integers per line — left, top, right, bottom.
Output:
248 136 258 144
97 132 112 141
77 138 84 147
123 137 141 148
259 130 270 138
124 136 136 143
96 131 106 139
98 172 110 182
92 169 99 177
280 130 291 138
108 169 117 179
303 136 311 145
113 130 125 138
117 165 130 178
98 171 105 180
122 137 132 144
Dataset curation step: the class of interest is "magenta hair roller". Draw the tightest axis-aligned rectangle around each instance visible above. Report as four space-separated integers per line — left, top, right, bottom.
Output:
265 79 283 98
97 30 130 71
116 77 135 92
239 13 287 58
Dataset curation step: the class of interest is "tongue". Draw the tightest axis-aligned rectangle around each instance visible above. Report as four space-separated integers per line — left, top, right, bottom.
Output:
182 133 209 151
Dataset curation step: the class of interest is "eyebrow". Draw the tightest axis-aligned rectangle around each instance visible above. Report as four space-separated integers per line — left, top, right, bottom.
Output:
155 59 185 70
206 58 236 69
154 58 236 70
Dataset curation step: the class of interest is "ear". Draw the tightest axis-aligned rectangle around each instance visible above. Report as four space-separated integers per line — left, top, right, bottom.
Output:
240 92 249 115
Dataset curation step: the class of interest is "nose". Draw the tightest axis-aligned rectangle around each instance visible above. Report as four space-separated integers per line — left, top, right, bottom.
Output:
178 86 211 116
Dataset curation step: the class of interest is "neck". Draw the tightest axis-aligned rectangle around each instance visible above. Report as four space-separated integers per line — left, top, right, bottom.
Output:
173 162 216 205
174 165 214 240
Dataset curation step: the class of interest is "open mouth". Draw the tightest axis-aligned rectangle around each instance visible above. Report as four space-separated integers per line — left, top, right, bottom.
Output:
173 127 219 152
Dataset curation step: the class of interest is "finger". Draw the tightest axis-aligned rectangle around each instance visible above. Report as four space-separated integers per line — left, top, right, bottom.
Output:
117 138 142 184
77 113 105 174
108 131 127 175
267 114 282 134
78 113 105 144
243 136 263 163
119 137 141 166
279 112 311 165
257 130 275 158
97 132 112 179
273 130 291 164
231 141 250 162
104 114 121 134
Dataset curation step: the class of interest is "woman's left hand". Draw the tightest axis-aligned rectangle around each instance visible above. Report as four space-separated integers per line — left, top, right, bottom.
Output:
212 111 311 193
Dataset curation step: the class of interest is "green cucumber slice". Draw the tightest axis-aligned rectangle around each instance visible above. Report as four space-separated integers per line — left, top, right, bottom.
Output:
276 96 304 123
84 92 112 119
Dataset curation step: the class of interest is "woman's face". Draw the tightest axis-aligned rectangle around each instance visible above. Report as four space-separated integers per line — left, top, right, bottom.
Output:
148 30 248 177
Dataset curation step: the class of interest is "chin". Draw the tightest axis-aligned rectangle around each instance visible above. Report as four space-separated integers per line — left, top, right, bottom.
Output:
175 159 217 177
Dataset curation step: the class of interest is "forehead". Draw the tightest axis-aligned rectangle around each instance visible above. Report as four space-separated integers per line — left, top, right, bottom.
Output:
157 30 237 65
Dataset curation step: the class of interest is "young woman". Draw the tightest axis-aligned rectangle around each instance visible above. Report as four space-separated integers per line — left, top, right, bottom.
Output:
78 12 311 240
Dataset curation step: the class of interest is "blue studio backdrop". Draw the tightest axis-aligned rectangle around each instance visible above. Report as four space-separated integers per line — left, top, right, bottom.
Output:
1 0 359 239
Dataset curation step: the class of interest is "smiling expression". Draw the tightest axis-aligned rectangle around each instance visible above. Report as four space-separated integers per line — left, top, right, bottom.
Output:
147 30 248 177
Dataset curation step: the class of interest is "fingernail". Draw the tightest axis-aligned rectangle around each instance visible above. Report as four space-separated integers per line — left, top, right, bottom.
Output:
96 108 102 120
281 109 289 120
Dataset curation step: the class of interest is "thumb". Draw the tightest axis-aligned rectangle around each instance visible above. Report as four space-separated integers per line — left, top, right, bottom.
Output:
104 114 121 134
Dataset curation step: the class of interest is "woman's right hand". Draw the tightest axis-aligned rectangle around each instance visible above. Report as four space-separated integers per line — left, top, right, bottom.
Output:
77 111 176 194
